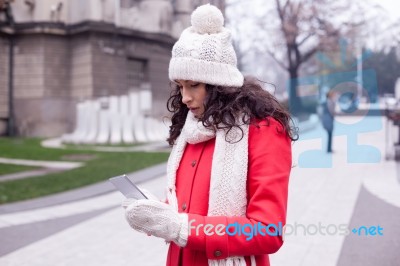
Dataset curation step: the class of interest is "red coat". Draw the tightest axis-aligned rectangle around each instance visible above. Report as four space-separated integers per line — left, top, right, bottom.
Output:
166 118 292 266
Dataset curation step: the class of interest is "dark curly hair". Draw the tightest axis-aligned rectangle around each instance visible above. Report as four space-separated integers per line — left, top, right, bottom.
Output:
166 77 298 146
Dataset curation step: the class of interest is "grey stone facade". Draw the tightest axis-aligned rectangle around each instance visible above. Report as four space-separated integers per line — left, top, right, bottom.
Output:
2 23 175 137
0 0 225 137
0 35 8 122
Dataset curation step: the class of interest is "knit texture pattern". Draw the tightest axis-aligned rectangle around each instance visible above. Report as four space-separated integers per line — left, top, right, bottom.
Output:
125 199 189 247
168 4 244 87
166 111 256 266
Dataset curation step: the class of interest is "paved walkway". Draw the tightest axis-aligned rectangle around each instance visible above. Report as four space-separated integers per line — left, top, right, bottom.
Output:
0 158 83 182
0 116 399 266
41 138 171 152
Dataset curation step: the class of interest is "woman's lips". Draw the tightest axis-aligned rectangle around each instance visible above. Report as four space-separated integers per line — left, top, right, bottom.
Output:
189 108 199 112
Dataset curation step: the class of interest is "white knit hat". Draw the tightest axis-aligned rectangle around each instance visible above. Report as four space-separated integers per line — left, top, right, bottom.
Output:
169 4 244 87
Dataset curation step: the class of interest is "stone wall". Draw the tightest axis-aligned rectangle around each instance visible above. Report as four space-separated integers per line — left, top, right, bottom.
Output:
12 34 74 136
0 35 8 120
70 33 93 99
0 35 9 134
90 31 172 118
6 22 174 137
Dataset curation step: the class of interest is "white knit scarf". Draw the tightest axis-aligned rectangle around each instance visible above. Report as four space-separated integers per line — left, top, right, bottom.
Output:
166 112 256 266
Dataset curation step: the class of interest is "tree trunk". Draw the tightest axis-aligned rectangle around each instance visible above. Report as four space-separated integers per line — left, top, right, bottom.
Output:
288 68 302 116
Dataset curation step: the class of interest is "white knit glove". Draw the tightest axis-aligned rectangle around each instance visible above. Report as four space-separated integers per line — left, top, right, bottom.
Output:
124 199 188 247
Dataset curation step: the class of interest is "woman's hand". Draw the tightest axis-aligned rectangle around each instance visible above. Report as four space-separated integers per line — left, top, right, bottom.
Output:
124 199 188 247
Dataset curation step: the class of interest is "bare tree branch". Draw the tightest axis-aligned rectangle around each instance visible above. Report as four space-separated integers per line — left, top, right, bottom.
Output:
298 33 315 46
266 49 288 70
300 47 319 65
227 0 387 113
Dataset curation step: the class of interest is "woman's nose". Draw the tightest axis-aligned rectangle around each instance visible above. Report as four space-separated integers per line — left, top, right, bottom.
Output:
181 88 192 105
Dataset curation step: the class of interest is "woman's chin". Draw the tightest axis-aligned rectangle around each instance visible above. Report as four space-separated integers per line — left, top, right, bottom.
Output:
190 109 203 119
193 113 204 119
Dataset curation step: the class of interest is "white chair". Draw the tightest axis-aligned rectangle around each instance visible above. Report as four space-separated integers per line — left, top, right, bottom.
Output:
156 119 170 141
109 95 119 113
110 113 122 144
64 90 165 145
61 102 86 143
129 91 140 116
109 96 122 144
132 114 148 143
120 95 130 114
122 114 135 143
130 92 148 143
144 117 159 142
139 90 152 112
82 101 100 144
69 101 91 144
96 109 110 144
120 95 135 143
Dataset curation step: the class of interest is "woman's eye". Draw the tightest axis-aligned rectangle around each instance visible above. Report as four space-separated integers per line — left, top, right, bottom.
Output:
191 83 199 87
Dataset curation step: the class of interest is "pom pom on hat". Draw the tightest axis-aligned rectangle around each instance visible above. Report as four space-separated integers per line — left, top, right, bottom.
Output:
191 4 224 34
169 4 244 87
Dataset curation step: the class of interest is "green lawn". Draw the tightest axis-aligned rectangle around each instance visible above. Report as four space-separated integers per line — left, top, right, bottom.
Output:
64 142 144 149
0 138 102 161
0 138 169 204
0 163 38 175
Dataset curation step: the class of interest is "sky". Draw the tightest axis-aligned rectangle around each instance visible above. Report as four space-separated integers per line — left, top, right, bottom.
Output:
225 0 400 51
226 0 400 20
374 0 400 20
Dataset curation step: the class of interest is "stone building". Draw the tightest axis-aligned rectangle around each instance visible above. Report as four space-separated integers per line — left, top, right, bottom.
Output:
0 0 225 137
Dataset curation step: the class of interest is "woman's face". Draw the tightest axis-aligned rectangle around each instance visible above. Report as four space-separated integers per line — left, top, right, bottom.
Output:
176 80 207 118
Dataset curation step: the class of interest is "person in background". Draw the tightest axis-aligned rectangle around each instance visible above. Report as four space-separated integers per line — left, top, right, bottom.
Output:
322 90 336 153
122 4 297 266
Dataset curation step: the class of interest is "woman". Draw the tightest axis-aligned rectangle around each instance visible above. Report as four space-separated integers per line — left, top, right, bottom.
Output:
123 4 297 266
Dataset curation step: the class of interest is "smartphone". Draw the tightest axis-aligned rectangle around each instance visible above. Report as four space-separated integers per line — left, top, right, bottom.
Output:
108 174 148 199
